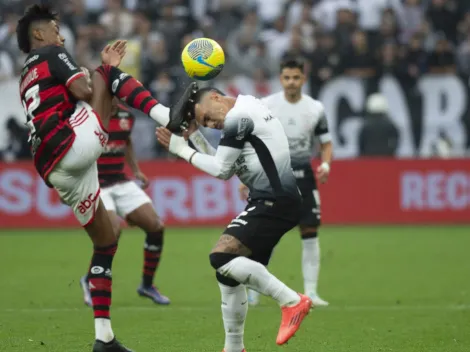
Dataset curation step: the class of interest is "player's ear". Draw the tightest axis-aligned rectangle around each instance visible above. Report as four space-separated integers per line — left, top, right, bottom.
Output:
194 103 203 123
32 28 43 41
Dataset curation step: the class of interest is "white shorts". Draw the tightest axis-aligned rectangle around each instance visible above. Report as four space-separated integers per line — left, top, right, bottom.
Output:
48 101 108 226
101 181 152 219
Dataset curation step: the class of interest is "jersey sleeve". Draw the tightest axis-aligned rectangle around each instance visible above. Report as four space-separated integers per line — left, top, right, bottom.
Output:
48 46 85 88
313 104 332 144
218 112 255 149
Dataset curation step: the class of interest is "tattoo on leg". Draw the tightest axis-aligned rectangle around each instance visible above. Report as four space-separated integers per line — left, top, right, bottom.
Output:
211 234 252 256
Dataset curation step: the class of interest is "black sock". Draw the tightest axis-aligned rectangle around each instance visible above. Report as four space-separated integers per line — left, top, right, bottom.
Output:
88 242 117 319
142 230 163 288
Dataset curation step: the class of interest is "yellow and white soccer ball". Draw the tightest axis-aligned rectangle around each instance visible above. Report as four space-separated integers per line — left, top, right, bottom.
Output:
181 38 225 81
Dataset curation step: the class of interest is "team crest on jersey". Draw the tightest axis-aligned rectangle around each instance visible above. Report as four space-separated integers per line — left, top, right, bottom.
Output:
119 118 130 130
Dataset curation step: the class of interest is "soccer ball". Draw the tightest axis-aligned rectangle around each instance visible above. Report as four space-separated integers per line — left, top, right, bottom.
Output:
181 38 225 81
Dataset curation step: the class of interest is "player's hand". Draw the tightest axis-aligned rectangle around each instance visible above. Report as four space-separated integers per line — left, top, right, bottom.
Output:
182 119 199 140
238 183 249 201
101 40 127 67
156 127 188 155
135 171 149 189
316 163 330 184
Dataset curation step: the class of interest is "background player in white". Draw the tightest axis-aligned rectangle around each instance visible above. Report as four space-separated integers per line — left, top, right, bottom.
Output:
240 58 333 307
156 84 313 352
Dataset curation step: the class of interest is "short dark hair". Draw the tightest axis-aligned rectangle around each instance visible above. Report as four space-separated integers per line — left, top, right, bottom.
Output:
280 57 304 73
16 4 58 54
192 87 225 104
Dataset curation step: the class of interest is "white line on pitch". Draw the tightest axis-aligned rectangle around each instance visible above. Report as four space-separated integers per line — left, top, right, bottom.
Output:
2 305 470 313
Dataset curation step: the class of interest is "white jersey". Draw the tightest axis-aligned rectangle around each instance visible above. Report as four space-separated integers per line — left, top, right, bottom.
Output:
261 92 331 169
189 95 300 202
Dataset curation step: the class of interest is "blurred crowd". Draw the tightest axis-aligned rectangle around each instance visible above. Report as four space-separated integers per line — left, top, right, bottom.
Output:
0 0 468 160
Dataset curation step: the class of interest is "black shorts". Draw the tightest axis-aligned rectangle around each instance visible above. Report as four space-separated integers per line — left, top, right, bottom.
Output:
295 169 321 228
224 197 302 266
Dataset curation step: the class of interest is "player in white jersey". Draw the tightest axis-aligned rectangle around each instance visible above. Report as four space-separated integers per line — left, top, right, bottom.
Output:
156 84 313 352
240 58 333 307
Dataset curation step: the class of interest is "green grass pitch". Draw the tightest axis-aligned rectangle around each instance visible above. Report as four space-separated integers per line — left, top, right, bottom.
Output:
0 226 469 352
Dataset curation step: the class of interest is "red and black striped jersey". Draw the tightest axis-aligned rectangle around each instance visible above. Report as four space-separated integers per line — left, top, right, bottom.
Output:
19 45 85 184
98 104 135 188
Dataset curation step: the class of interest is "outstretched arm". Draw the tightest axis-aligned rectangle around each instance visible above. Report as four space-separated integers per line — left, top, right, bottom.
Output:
156 128 240 180
188 128 217 156
157 113 254 180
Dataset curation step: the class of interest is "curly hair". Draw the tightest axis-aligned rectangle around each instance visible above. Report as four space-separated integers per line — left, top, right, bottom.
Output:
16 4 58 54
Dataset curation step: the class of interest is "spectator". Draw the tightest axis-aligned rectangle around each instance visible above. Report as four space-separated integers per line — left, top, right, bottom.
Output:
226 9 262 76
0 50 14 81
457 10 470 43
149 71 176 107
359 93 399 157
427 35 457 74
2 117 31 162
99 0 135 39
457 32 470 74
155 3 192 64
399 0 425 44
343 30 377 78
377 8 400 45
402 33 427 80
426 0 461 44
377 41 405 77
259 15 292 62
334 6 357 53
310 31 342 86
282 25 312 61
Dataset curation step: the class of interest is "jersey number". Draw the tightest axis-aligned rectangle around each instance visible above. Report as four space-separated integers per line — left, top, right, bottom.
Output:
22 84 40 136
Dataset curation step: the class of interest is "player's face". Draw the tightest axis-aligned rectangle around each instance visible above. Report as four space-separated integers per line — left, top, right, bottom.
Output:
194 93 229 129
38 20 65 47
280 67 305 96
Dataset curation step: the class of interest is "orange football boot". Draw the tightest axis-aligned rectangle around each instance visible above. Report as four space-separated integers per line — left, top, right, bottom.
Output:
276 293 313 345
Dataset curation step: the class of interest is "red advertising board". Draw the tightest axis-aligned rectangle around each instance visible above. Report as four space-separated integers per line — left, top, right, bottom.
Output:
0 159 469 228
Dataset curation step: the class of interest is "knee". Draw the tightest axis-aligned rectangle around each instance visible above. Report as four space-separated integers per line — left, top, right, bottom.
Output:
144 218 164 234
209 252 239 270
115 228 122 241
111 222 122 240
216 272 240 287
300 227 318 239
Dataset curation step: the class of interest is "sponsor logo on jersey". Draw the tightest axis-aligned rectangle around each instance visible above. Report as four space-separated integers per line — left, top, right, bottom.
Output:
24 55 39 67
19 68 38 95
94 130 108 147
58 53 77 70
78 192 99 214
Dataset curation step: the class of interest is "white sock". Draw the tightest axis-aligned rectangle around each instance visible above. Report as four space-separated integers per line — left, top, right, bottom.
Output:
149 104 170 126
95 318 114 343
218 257 300 307
219 283 247 352
302 237 320 295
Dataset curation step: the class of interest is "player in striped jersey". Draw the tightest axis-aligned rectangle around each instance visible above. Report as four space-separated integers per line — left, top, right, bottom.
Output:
80 99 170 306
16 4 192 351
